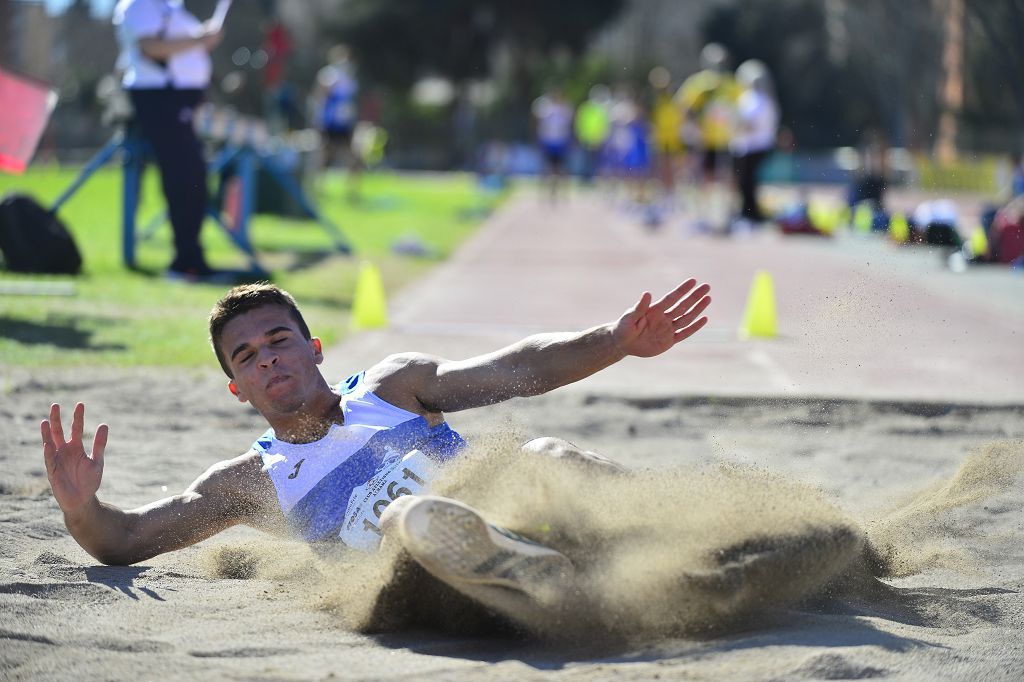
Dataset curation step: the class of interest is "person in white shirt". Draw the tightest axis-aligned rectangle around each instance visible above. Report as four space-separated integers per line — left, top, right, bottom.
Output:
532 89 574 202
113 0 223 281
730 60 779 227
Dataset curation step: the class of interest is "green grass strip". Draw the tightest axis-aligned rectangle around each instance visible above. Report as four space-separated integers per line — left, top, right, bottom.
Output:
0 166 503 369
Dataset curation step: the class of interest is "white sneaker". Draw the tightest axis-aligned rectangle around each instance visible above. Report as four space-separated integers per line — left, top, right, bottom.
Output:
380 495 573 609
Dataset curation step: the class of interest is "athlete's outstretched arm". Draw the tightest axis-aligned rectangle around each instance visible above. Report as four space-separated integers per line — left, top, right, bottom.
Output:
371 278 710 414
41 403 275 565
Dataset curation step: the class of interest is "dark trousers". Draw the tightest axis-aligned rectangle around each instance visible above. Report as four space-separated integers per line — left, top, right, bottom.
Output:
129 88 209 273
734 149 769 222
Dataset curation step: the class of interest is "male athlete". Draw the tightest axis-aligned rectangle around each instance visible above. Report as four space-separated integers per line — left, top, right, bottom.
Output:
41 279 711 625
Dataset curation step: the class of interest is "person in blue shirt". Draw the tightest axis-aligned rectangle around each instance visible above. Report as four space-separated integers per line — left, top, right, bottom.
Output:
314 45 362 203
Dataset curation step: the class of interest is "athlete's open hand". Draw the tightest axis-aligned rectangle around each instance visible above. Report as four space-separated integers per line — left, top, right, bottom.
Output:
41 403 107 517
613 278 711 358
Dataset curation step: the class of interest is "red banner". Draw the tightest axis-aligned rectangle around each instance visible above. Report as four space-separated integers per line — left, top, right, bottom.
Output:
0 68 58 175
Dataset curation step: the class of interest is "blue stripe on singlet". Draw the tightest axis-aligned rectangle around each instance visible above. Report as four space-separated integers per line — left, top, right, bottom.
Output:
287 417 465 542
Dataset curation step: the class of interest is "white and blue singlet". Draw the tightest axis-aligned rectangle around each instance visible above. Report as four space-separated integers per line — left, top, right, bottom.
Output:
252 372 465 551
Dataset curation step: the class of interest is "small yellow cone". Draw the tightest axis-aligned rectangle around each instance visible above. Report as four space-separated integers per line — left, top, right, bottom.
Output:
739 270 777 339
889 212 909 243
853 201 873 234
350 261 388 330
968 226 989 258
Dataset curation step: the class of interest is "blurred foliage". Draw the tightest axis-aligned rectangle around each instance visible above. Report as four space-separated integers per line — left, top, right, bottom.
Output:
329 0 624 90
962 1 1024 152
325 0 624 152
6 0 1023 165
701 0 1023 153
701 0 942 150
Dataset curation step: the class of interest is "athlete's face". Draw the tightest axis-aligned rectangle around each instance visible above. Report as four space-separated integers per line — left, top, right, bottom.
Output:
219 305 324 418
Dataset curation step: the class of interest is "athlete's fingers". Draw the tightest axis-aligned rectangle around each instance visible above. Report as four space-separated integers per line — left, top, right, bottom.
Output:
49 403 66 448
651 279 696 313
92 424 109 465
633 291 652 315
70 402 85 443
673 294 712 328
627 291 652 325
665 282 710 318
673 315 709 343
41 420 57 475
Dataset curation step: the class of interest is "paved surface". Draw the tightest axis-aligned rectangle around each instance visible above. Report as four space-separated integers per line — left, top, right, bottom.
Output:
323 187 1023 404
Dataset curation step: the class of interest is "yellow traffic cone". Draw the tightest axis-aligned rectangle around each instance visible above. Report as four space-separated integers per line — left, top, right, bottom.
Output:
889 212 909 243
739 270 777 339
350 261 388 330
969 226 989 259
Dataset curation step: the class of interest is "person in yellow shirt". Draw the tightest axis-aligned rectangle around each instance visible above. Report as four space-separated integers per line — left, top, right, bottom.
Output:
649 66 683 207
675 44 741 232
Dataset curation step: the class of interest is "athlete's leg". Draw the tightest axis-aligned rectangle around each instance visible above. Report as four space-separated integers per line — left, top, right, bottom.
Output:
379 440 620 637
379 495 574 638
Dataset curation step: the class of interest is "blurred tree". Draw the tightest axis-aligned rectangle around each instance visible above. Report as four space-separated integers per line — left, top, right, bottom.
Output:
329 0 624 90
319 0 624 165
962 0 1024 152
701 0 943 151
839 0 943 152
0 0 11 70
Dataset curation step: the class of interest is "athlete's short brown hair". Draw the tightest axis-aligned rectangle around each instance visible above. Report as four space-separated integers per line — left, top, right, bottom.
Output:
208 283 311 377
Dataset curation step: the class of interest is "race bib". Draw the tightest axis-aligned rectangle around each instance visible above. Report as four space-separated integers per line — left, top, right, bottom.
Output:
338 448 438 551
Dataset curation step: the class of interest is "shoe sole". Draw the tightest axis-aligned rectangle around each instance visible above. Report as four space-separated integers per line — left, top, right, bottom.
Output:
381 495 573 604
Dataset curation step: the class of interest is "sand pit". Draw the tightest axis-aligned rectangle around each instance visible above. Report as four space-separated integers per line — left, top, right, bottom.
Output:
2 366 1022 680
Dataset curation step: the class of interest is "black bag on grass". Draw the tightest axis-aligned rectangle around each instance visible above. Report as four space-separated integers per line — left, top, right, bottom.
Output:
0 193 82 274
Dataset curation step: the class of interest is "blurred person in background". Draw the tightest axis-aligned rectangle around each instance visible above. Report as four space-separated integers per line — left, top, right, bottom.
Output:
574 85 612 187
314 45 362 203
261 13 296 134
848 128 889 222
605 89 653 220
1009 152 1024 200
675 43 740 233
648 66 684 216
113 0 225 282
532 88 574 203
730 59 779 232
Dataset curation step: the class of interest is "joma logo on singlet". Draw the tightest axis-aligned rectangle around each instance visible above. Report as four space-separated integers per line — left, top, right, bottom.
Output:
288 459 305 479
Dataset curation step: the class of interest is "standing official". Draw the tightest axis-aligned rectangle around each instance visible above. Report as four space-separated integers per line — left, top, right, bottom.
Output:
113 0 223 281
730 60 779 229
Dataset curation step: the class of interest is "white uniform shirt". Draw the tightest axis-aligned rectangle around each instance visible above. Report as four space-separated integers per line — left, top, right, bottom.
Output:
534 98 574 146
732 90 778 156
114 0 211 89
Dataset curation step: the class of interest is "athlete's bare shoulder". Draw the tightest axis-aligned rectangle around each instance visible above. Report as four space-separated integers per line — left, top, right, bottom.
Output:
360 352 443 418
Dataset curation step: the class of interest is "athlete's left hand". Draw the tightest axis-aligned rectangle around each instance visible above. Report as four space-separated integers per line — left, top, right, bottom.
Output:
612 278 711 358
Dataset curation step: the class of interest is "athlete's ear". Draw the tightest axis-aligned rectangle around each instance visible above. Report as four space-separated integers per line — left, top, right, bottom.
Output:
228 381 247 403
311 337 323 364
